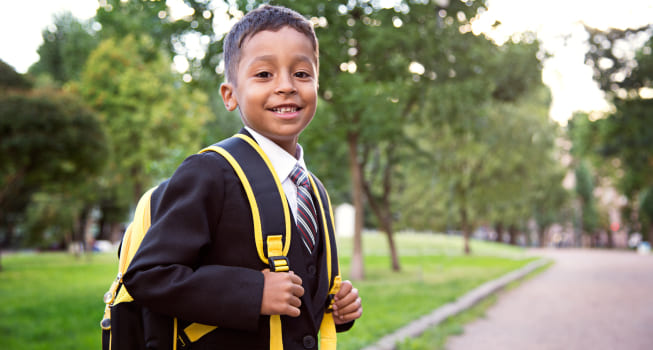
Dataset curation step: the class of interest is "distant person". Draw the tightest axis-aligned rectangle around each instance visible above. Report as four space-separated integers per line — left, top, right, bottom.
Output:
121 4 362 349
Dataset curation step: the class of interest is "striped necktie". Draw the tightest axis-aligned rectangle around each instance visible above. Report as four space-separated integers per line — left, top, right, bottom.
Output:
290 164 318 253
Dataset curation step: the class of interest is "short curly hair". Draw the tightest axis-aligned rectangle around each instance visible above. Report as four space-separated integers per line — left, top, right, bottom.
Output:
222 5 318 85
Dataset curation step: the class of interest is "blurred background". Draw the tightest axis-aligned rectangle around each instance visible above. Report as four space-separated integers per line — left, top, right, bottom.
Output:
1 0 652 275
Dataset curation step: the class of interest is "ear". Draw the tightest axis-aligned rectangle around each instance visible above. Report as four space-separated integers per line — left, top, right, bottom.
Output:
220 82 238 111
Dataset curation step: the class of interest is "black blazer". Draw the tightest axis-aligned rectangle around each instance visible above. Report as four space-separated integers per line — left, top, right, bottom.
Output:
123 131 350 349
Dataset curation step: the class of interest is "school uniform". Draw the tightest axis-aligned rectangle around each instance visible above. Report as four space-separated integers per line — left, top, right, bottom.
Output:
122 128 352 349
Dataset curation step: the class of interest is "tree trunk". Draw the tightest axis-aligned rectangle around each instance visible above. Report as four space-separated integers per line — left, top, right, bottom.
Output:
494 222 504 242
347 132 365 281
2 222 15 248
110 222 124 243
365 197 400 271
383 219 400 271
508 224 518 245
538 226 547 247
73 207 91 258
460 207 471 255
97 211 109 241
362 145 400 272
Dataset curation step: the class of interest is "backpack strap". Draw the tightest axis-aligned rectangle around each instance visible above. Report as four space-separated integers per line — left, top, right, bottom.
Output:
309 173 342 350
199 134 291 350
102 185 158 329
201 133 292 271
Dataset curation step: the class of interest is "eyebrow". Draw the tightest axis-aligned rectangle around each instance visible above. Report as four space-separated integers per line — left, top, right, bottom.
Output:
249 54 316 67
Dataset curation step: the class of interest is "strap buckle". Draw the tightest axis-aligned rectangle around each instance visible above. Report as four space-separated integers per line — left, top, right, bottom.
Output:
325 275 342 313
269 256 290 272
325 294 335 313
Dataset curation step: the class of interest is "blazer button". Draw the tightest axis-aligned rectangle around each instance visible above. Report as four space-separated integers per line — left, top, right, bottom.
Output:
303 335 316 349
307 264 317 276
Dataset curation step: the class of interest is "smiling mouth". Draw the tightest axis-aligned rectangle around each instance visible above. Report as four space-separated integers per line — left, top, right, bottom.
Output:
271 105 300 113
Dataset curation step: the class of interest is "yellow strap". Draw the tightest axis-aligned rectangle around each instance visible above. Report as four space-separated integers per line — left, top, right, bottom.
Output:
270 315 283 350
267 235 284 257
308 176 333 283
319 313 337 350
200 141 291 265
120 186 156 276
173 318 178 350
202 145 267 263
111 186 157 305
320 275 342 350
266 235 289 272
184 323 217 343
267 234 286 349
114 284 134 304
232 134 292 256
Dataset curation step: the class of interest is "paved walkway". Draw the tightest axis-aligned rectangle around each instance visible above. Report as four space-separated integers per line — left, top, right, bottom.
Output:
446 249 653 350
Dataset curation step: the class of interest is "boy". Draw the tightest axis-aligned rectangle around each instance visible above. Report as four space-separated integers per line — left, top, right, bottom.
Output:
122 5 362 349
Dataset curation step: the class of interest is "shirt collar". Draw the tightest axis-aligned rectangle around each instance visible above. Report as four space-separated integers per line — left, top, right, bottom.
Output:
244 127 307 181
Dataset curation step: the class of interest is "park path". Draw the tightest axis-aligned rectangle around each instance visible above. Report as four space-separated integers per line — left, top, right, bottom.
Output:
445 248 653 350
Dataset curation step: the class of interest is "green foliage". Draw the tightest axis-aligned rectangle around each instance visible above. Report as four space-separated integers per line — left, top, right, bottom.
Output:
584 24 653 95
0 233 533 350
582 25 653 195
75 34 211 219
490 38 543 102
0 90 107 243
574 27 653 236
0 59 33 91
598 98 653 196
28 12 98 84
96 0 172 49
639 187 653 240
575 161 599 234
95 0 220 85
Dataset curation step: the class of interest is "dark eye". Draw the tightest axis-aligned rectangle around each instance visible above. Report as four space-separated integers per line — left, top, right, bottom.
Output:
295 71 311 79
255 71 271 78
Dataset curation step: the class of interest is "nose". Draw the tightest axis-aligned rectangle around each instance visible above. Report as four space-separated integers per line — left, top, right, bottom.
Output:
275 73 297 95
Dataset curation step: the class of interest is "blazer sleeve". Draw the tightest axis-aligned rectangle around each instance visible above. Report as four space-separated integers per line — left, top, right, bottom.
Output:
122 152 264 331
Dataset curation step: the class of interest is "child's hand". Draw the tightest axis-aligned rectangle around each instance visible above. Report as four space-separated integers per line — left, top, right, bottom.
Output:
260 269 305 317
332 280 362 325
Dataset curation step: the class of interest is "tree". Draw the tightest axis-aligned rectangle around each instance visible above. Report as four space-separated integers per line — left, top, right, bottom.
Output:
95 0 220 87
277 0 493 273
482 86 566 247
0 59 33 91
575 160 599 244
639 187 653 243
28 11 98 84
74 35 211 239
0 90 107 248
408 34 548 253
583 25 653 235
106 1 550 267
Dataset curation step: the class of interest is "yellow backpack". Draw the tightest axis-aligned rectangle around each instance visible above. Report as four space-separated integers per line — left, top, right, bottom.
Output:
101 134 341 349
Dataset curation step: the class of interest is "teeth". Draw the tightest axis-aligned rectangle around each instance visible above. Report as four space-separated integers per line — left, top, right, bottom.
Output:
273 107 297 113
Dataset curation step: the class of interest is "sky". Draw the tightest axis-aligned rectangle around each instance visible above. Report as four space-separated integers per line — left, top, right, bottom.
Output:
1 0 652 124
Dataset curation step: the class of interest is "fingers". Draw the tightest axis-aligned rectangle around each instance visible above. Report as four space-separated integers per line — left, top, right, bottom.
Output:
289 271 305 297
261 270 305 317
333 280 362 324
336 280 352 298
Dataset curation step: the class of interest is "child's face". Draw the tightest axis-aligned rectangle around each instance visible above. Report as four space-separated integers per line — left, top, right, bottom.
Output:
220 26 318 155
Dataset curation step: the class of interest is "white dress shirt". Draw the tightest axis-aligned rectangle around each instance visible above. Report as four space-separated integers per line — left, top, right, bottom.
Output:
244 127 308 220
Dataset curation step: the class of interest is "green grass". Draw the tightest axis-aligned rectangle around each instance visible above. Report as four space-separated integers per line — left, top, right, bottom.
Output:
0 233 535 350
0 252 117 350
